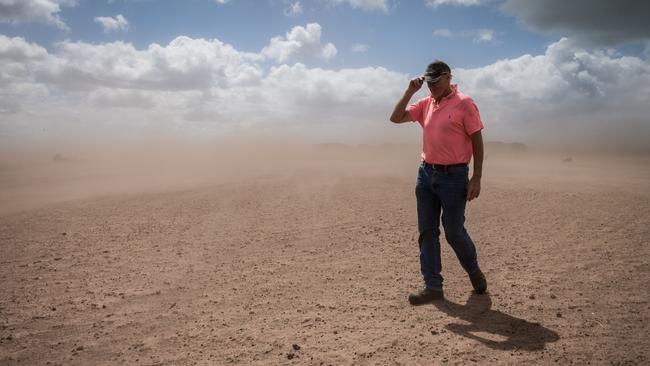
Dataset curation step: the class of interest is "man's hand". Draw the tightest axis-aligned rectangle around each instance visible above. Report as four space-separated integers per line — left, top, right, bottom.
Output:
467 176 481 201
407 76 424 95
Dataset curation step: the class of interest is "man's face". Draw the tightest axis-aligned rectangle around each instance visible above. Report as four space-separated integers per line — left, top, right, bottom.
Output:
426 72 451 98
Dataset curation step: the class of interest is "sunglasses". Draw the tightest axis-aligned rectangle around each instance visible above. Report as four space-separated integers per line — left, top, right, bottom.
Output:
423 72 449 84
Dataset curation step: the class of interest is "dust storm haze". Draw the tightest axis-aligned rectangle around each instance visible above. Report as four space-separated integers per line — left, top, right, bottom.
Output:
2 131 648 215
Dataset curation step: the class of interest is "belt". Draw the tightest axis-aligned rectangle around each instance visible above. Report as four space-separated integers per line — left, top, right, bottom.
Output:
422 161 468 171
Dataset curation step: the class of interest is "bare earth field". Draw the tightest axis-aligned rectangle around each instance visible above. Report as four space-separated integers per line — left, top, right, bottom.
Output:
1 141 649 365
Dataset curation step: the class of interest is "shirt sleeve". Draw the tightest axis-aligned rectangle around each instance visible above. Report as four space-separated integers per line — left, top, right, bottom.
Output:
406 97 428 125
462 98 484 136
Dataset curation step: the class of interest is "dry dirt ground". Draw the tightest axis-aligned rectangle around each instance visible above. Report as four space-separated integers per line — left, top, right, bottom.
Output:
1 142 649 365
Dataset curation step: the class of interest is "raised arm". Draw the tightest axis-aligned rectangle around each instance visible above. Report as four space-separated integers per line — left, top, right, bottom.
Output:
389 76 424 124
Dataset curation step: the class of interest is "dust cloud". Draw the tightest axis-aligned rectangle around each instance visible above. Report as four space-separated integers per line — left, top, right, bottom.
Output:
1 136 649 215
0 137 410 214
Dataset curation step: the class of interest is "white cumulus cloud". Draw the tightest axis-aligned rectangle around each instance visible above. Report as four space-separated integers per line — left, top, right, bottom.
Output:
0 29 405 141
455 37 650 148
262 23 337 63
1 25 649 150
39 36 264 92
0 0 77 30
94 14 129 33
0 34 48 61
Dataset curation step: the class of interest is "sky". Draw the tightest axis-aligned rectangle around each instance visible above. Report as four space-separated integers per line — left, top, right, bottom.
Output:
1 0 649 149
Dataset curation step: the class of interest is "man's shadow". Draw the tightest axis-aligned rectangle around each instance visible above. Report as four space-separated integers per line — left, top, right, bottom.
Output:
432 293 559 351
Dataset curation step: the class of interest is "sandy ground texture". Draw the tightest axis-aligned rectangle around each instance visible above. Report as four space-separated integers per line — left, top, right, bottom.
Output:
1 141 649 365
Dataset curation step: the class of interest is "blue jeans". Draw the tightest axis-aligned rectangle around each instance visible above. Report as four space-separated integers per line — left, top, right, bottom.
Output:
415 161 479 290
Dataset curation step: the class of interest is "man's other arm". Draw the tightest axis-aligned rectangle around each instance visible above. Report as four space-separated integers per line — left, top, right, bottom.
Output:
467 130 483 201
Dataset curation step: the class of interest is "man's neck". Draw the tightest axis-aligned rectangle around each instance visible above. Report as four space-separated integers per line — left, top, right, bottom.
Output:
433 87 453 104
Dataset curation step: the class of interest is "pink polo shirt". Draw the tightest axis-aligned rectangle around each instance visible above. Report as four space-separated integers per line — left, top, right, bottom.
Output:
407 84 483 165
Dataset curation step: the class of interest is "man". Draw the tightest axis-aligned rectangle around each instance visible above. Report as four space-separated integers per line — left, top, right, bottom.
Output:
389 60 487 305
